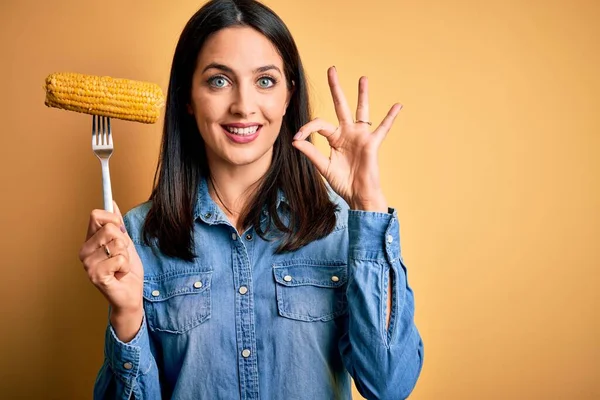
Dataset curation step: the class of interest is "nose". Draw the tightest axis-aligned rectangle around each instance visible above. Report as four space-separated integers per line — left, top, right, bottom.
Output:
229 82 257 118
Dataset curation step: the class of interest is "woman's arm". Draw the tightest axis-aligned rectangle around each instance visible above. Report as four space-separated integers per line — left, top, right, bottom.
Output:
339 208 424 399
293 67 424 398
94 310 162 399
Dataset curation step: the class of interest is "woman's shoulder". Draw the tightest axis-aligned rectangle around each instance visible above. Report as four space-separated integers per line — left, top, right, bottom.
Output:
122 201 153 244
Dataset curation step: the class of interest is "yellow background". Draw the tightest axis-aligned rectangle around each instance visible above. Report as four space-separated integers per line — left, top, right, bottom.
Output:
1 0 598 398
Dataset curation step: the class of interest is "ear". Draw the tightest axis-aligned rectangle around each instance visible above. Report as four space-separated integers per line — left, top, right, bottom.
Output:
186 103 194 115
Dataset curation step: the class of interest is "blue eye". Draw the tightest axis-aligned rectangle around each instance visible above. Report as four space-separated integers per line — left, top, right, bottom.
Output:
257 77 275 88
208 76 229 88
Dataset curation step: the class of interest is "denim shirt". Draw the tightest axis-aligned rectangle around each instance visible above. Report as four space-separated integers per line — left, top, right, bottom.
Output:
94 178 424 400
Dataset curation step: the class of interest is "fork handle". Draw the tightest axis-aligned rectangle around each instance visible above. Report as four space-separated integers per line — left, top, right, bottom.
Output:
100 159 114 213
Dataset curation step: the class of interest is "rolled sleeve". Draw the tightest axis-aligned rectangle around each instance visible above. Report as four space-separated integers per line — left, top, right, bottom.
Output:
341 207 424 399
105 313 152 384
348 208 400 263
95 313 161 399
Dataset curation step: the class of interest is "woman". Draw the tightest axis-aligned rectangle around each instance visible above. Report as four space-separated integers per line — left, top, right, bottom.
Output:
78 0 424 398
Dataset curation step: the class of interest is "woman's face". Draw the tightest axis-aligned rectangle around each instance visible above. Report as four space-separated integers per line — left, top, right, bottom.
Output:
189 27 291 173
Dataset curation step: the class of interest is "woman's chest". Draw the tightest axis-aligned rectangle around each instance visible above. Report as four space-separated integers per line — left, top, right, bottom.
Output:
137 225 350 334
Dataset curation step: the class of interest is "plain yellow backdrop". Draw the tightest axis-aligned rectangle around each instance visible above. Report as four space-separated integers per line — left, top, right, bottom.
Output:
1 0 598 398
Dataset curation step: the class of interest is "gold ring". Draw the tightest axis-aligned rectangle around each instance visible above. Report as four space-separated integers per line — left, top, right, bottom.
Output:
355 120 372 126
102 244 112 258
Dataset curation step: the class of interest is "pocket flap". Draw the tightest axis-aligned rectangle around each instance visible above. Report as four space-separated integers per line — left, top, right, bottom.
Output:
143 271 212 302
273 263 347 288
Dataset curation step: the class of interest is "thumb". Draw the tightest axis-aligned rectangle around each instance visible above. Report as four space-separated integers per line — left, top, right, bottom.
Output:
292 140 330 177
112 200 122 218
112 201 129 237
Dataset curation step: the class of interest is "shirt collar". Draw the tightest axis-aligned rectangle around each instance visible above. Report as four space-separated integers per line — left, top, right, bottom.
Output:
193 176 288 224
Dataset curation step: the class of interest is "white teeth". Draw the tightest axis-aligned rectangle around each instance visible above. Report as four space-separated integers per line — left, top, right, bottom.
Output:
226 126 259 135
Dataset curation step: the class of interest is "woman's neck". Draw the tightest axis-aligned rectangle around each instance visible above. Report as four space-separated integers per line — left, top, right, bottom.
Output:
207 156 271 232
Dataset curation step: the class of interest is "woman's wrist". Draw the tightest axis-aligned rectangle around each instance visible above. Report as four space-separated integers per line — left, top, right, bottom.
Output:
110 306 144 343
349 192 388 213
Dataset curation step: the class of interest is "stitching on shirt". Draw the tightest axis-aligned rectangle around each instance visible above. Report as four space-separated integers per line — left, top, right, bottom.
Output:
148 309 211 334
273 259 347 267
111 362 135 386
350 255 391 262
143 285 210 301
331 224 347 233
348 211 394 221
272 264 348 287
380 265 390 348
278 302 347 322
274 278 347 288
144 269 213 282
278 309 346 322
131 381 143 400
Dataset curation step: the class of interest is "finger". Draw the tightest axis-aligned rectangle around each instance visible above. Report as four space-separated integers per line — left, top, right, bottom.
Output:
82 237 129 271
113 201 123 220
294 118 338 142
87 209 124 240
373 103 403 142
292 140 330 177
328 67 353 124
355 76 369 122
88 254 132 288
80 223 128 261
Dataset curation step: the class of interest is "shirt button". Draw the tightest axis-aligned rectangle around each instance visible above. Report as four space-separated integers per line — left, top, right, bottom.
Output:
241 349 251 358
331 276 340 282
386 234 394 243
245 233 253 241
204 212 212 219
193 281 203 289
123 362 133 370
238 286 248 295
232 233 238 241
283 275 292 282
151 290 160 297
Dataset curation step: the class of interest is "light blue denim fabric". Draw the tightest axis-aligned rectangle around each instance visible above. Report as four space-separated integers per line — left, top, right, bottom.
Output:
94 177 424 399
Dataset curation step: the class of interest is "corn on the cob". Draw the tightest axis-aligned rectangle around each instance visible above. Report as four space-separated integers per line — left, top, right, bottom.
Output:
44 72 165 124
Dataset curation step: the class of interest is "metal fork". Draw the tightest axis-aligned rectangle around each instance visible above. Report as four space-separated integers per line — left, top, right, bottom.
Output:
92 115 114 213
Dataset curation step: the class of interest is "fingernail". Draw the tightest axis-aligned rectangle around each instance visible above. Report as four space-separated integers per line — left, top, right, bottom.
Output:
293 132 302 140
120 225 127 233
332 65 336 71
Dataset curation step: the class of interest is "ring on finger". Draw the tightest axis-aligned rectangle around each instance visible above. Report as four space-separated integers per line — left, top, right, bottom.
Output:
355 120 372 125
102 244 112 258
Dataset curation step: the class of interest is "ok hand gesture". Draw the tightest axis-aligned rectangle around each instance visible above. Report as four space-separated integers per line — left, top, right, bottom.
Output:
292 67 402 212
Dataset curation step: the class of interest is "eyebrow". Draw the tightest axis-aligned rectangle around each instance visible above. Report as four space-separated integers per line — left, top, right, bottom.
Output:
201 63 282 75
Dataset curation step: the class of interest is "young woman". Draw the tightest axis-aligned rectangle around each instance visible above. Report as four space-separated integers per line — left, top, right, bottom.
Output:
79 0 424 398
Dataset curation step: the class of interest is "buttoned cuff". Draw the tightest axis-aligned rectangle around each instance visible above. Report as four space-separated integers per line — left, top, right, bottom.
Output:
105 313 152 384
348 208 401 263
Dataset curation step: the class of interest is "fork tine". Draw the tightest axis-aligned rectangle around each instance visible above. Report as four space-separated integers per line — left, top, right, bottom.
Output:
92 115 97 145
107 117 113 146
101 116 106 145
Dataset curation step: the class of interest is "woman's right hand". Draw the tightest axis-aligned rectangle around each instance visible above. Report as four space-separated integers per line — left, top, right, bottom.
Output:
78 201 144 341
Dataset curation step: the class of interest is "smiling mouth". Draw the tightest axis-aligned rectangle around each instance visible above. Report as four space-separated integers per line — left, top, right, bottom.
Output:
222 125 262 136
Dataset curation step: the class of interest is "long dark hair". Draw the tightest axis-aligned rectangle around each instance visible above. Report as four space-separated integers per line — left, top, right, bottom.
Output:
143 0 338 261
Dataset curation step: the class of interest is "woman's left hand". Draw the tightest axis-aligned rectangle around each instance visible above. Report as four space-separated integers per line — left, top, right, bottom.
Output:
292 66 402 212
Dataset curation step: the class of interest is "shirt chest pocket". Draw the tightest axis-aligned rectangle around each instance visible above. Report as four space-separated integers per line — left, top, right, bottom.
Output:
273 261 348 322
143 270 212 334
